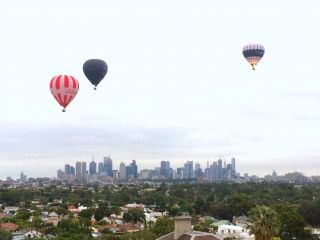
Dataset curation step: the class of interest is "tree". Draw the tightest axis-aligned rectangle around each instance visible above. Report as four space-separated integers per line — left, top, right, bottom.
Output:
273 204 316 240
0 230 13 240
78 208 93 219
123 208 145 225
151 217 174 238
248 205 280 240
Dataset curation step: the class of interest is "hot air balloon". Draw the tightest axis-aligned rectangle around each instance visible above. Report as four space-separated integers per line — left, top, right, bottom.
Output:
49 75 79 112
83 59 108 90
242 44 265 70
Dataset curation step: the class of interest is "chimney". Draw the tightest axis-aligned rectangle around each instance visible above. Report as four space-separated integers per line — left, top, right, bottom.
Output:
173 216 192 240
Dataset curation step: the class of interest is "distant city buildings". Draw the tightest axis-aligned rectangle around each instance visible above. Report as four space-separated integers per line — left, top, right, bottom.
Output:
55 156 241 183
51 156 318 184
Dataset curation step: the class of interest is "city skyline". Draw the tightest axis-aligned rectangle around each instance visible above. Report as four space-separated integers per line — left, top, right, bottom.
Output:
0 156 316 181
1 1 320 178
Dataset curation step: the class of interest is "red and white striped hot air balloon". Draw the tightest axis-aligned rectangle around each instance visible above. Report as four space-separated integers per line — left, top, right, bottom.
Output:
49 75 79 112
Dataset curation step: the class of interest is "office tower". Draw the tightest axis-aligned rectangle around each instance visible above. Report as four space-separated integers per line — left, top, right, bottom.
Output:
119 162 126 180
57 169 64 179
103 156 113 177
184 161 193 178
160 161 170 178
126 165 134 180
194 162 203 178
70 166 75 175
130 160 138 179
81 162 87 176
65 164 71 175
160 161 166 177
212 162 218 181
76 162 82 177
89 161 97 175
177 167 184 179
112 170 119 180
231 157 236 172
20 172 27 182
218 159 223 179
98 162 104 173
154 167 161 177
195 162 200 171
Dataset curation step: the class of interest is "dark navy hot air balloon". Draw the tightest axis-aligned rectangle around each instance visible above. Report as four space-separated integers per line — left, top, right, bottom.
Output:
83 59 108 90
242 44 265 70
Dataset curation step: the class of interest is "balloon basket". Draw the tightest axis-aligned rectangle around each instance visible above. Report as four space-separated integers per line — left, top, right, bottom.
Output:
62 109 66 112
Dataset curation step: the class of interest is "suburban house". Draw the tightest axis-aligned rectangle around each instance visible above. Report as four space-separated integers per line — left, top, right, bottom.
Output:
0 222 18 232
156 216 222 240
217 224 254 240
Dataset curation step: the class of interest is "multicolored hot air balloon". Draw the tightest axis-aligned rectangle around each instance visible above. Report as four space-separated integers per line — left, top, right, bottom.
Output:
242 44 265 70
50 75 79 112
83 59 108 90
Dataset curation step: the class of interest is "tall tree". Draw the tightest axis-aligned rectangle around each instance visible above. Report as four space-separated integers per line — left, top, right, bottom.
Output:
249 205 280 240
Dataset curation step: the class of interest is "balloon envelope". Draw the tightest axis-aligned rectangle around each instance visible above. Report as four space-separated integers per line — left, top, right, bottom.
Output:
50 75 79 111
242 44 265 70
83 59 108 88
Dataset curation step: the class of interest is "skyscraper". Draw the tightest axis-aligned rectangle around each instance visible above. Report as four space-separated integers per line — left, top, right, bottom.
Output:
57 169 64 179
160 161 166 177
70 166 75 175
98 162 104 173
119 162 126 181
81 162 87 176
89 161 97 175
184 161 193 179
130 160 138 179
126 165 134 180
65 164 71 175
20 172 27 182
76 162 82 178
103 156 113 177
231 157 236 173
218 159 223 179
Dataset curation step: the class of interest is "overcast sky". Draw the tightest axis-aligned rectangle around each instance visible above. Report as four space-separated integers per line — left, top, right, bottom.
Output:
1 0 320 179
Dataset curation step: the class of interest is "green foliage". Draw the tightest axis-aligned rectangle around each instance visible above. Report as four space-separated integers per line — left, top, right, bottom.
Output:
299 197 320 227
273 204 317 240
123 208 145 224
78 208 94 219
151 217 174 238
0 230 13 240
249 205 280 240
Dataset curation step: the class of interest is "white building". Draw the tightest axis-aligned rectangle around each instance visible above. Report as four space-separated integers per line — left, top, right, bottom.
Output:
217 224 254 240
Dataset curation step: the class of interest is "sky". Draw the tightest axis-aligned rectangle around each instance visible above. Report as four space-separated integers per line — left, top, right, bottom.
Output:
1 0 320 179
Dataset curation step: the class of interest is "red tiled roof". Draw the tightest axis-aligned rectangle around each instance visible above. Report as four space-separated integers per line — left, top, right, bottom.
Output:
0 222 18 231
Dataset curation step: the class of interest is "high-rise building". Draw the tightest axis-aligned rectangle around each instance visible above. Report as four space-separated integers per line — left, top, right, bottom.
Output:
231 157 236 172
98 162 104 173
160 161 170 178
218 159 223 179
126 165 134 180
184 161 193 178
70 166 75 175
131 160 138 179
76 162 82 177
65 164 71 175
89 161 97 175
103 156 113 177
20 172 27 182
177 167 184 179
81 162 87 176
160 161 166 177
119 162 126 181
57 169 65 179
